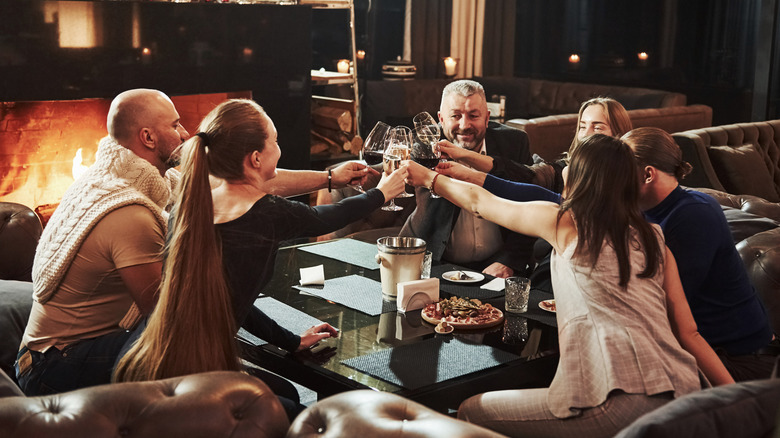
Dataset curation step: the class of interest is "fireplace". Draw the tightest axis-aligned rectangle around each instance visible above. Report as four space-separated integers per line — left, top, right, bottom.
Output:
0 1 313 224
0 91 250 224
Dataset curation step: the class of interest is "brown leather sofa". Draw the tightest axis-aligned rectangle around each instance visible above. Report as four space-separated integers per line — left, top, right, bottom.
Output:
287 389 505 438
0 202 42 282
0 368 290 438
673 120 780 202
361 76 686 135
508 104 714 161
695 188 780 332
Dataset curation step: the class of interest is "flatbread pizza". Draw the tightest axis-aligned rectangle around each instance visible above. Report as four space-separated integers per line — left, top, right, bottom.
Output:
421 296 504 329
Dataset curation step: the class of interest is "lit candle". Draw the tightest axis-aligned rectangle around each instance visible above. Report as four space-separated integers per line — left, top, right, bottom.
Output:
637 51 649 67
568 54 580 64
242 47 253 63
356 50 365 61
337 59 350 74
141 47 152 65
444 57 457 76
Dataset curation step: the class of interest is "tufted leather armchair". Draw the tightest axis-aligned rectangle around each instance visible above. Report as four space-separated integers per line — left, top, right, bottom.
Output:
0 202 42 282
0 369 290 438
286 390 505 438
697 188 780 333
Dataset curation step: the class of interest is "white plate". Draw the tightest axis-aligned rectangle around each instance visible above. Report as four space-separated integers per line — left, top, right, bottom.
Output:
539 299 556 313
442 270 485 283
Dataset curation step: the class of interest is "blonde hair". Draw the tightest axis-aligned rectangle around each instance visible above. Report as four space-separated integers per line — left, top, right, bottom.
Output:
569 97 632 156
113 99 270 382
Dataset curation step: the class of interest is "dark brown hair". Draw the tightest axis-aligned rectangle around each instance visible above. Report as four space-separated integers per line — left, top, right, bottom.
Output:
622 127 693 180
560 134 662 288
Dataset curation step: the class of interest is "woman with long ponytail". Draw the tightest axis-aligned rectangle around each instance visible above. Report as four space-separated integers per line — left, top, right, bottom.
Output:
114 99 408 418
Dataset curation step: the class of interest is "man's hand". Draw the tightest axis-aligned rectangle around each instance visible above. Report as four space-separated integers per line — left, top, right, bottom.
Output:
438 140 494 173
436 161 487 186
482 262 513 278
331 161 379 189
437 140 468 161
297 323 339 351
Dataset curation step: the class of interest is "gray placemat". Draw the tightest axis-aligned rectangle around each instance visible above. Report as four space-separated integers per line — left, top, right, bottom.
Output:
237 296 326 347
294 275 396 316
432 264 503 300
341 337 520 390
298 239 379 270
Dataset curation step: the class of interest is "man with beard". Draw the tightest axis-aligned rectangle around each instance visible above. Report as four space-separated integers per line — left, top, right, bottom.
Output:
16 89 371 395
400 80 534 278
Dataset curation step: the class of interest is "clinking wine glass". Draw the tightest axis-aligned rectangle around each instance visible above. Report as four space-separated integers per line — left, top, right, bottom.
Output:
412 126 442 198
384 126 414 198
381 146 404 212
355 121 391 193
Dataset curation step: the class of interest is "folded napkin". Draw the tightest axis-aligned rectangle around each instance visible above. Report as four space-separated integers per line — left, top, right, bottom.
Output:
480 277 505 291
397 278 439 312
299 265 325 286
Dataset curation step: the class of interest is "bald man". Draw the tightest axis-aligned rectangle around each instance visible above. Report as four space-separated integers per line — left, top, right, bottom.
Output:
16 89 188 395
16 89 374 396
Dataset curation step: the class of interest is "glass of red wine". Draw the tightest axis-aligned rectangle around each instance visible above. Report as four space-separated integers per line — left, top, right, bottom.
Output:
354 121 390 193
412 120 442 198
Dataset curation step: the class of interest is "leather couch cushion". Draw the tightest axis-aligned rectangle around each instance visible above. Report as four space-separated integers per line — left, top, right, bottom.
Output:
722 206 780 243
707 144 780 202
0 203 42 282
616 379 780 438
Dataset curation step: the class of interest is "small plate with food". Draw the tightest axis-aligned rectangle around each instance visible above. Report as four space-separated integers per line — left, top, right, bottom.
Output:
422 296 504 330
442 270 485 284
539 299 556 313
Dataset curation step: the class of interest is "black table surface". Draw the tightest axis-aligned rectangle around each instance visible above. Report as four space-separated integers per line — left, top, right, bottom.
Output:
240 238 560 412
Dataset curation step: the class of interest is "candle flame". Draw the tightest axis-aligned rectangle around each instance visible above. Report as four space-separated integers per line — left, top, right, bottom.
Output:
638 52 649 60
569 54 580 63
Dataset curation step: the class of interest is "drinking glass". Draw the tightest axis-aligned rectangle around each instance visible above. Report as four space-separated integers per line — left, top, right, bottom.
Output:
385 126 414 198
505 276 531 313
354 121 390 193
381 146 404 211
412 125 442 198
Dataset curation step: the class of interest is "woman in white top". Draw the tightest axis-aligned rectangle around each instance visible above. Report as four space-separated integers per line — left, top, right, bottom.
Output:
405 134 733 438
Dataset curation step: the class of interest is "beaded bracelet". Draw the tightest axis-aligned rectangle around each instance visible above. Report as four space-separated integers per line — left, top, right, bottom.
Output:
430 173 441 197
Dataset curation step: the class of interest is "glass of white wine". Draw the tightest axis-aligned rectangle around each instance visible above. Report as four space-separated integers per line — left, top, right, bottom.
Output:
385 126 414 198
381 147 404 211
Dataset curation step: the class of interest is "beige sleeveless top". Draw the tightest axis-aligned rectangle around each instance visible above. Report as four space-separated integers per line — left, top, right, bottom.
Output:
547 224 700 418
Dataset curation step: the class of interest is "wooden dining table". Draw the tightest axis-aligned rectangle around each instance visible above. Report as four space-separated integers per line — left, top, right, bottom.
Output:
238 238 560 413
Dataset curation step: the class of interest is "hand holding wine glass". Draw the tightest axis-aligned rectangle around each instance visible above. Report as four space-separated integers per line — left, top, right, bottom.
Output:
354 121 391 193
385 126 414 199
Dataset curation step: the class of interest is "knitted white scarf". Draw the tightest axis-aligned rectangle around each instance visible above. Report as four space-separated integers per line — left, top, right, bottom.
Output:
32 136 179 326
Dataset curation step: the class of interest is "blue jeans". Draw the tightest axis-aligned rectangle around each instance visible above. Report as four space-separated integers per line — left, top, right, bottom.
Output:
16 329 131 396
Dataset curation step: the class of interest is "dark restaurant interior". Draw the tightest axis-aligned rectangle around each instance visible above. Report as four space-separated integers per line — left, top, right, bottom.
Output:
1 1 780 437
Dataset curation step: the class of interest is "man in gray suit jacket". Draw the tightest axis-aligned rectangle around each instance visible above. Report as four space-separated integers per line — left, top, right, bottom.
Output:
400 80 535 278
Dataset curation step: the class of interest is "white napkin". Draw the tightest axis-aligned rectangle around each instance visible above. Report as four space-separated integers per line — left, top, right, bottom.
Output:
481 277 505 291
299 265 325 286
396 278 440 312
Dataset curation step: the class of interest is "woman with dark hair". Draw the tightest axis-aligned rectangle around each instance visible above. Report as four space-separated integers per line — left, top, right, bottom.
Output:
113 99 407 412
404 134 732 437
623 127 775 381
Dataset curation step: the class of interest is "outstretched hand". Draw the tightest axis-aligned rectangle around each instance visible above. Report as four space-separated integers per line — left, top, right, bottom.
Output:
376 163 409 202
404 160 436 188
297 323 339 351
437 140 469 161
330 161 380 189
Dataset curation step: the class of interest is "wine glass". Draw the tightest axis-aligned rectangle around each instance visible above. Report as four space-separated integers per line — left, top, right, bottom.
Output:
382 147 404 212
384 126 414 198
412 126 442 198
413 112 440 140
354 121 390 193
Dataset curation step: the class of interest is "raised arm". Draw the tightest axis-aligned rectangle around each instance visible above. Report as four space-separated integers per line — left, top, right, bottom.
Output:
662 246 735 386
261 161 378 197
405 161 563 249
438 140 494 172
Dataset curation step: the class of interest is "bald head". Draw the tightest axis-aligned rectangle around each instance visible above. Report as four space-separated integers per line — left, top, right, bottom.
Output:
107 89 175 145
